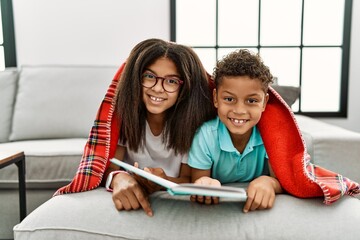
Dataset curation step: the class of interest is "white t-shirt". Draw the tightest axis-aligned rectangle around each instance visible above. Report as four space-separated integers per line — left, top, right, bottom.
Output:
119 121 188 177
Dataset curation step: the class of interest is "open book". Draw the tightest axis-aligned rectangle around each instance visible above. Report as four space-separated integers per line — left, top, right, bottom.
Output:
110 158 247 201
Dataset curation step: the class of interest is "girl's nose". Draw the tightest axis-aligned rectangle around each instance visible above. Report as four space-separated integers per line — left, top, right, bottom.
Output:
151 79 165 92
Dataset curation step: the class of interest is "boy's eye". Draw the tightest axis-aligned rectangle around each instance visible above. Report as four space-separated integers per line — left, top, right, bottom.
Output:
248 98 259 104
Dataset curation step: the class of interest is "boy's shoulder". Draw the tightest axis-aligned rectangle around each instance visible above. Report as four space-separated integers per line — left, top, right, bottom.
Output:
199 117 221 132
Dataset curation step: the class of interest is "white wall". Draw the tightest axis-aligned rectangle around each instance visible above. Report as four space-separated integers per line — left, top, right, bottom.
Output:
12 0 360 132
12 0 170 66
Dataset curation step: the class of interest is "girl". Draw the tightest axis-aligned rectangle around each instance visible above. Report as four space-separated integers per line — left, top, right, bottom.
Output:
104 39 216 216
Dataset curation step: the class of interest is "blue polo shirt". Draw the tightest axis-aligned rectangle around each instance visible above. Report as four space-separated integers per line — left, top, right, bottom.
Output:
188 117 268 184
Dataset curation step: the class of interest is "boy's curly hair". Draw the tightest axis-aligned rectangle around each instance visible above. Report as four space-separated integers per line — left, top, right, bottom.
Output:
213 49 273 92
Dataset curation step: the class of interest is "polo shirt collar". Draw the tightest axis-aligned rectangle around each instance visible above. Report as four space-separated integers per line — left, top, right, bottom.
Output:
218 118 263 153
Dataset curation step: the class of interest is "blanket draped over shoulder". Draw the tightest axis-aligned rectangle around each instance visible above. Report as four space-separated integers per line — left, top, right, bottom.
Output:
54 63 360 204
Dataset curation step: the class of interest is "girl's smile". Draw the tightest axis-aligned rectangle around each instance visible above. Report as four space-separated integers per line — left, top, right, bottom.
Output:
142 57 180 117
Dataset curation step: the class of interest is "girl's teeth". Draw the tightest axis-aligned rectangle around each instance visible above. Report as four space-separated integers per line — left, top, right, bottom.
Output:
150 96 163 102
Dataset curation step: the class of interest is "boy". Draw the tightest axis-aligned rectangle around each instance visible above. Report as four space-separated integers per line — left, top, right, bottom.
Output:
188 49 282 213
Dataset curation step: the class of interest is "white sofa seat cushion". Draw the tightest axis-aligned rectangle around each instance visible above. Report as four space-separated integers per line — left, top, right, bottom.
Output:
14 188 360 240
10 65 117 141
0 138 86 189
0 68 18 142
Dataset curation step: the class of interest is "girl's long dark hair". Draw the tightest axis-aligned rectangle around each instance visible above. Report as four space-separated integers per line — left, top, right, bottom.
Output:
116 38 216 155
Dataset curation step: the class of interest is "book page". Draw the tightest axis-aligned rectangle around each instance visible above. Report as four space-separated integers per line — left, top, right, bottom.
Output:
110 158 178 189
170 184 247 201
111 158 247 201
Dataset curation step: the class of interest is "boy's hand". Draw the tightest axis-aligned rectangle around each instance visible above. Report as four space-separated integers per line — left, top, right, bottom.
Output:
190 176 221 205
243 175 280 213
111 172 153 217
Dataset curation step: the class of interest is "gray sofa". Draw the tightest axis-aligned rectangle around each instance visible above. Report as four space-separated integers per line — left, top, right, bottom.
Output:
1 66 359 239
0 65 117 239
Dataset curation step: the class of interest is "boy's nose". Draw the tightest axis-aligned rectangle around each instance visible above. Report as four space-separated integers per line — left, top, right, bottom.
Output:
233 103 247 114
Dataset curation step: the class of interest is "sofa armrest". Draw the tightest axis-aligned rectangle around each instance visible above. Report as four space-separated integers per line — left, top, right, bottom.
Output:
295 114 360 183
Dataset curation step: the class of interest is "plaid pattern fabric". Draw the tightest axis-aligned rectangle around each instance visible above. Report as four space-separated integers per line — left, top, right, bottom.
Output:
54 63 124 195
54 64 359 204
259 88 359 204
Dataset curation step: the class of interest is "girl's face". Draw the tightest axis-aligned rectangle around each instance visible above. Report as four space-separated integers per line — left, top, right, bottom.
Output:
213 76 268 141
142 57 181 119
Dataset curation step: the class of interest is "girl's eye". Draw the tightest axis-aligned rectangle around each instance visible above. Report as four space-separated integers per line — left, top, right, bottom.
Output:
166 78 181 85
224 97 234 102
144 73 156 79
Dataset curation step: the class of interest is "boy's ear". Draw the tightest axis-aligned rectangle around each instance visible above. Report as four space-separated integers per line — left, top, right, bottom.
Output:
213 89 218 108
262 93 269 111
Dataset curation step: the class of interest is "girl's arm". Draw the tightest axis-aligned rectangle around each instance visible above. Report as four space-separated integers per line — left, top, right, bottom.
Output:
101 145 126 186
167 163 191 184
109 145 153 217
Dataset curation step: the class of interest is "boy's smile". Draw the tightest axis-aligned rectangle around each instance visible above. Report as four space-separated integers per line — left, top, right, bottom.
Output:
213 76 268 143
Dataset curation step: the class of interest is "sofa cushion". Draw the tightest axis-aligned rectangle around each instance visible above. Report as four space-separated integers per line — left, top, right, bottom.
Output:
271 85 300 107
0 68 18 143
13 187 360 240
10 65 117 141
295 114 360 184
0 138 86 189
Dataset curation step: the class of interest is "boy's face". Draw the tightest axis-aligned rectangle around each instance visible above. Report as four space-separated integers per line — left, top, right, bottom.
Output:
213 76 269 139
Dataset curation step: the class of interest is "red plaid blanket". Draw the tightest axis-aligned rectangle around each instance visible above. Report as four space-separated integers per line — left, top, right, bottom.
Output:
54 63 359 204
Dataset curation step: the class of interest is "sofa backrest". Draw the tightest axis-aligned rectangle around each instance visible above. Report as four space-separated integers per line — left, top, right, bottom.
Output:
9 65 118 141
0 68 19 143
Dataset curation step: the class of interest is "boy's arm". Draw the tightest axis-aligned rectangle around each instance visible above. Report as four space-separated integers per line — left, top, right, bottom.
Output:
268 163 283 194
243 161 283 213
191 168 211 183
190 167 221 205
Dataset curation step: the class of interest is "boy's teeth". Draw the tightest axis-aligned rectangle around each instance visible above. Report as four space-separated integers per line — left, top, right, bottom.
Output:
233 119 246 123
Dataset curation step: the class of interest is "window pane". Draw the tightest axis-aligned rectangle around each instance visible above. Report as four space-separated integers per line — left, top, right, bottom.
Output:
218 48 258 62
0 4 3 44
0 47 5 71
301 48 342 111
176 0 216 46
193 48 216 74
303 0 344 45
261 0 302 46
218 0 258 46
259 48 300 86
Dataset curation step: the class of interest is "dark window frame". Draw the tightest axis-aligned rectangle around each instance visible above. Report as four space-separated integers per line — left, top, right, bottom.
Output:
170 0 352 118
1 0 17 67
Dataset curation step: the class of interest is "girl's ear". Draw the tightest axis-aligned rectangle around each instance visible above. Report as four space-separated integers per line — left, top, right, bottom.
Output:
213 89 218 108
262 93 269 112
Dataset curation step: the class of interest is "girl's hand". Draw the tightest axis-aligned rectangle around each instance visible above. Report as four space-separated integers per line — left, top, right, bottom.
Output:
111 172 153 217
134 167 168 194
190 176 221 205
243 175 280 213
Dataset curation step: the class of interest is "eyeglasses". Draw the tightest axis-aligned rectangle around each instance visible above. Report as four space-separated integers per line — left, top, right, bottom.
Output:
141 72 184 93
